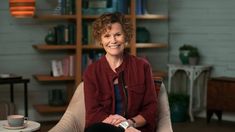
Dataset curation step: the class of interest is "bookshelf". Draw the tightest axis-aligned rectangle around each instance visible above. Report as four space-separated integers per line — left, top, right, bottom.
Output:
33 0 168 114
34 104 67 114
33 74 74 81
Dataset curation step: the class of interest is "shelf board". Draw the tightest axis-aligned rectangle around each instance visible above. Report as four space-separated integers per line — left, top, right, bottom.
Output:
82 43 167 50
82 15 99 19
34 14 76 20
33 44 76 50
83 14 168 20
82 44 103 49
34 74 74 82
34 104 67 114
83 15 130 19
136 43 168 48
136 14 168 20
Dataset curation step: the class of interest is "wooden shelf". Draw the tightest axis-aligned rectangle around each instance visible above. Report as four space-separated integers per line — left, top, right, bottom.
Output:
34 74 74 82
34 104 67 114
82 15 99 19
82 44 103 49
82 14 168 20
82 15 131 19
136 14 168 20
82 43 167 50
34 14 76 20
33 44 76 50
136 43 168 48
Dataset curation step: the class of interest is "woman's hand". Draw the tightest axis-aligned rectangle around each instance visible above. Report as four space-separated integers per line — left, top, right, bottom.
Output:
125 126 141 132
102 114 126 126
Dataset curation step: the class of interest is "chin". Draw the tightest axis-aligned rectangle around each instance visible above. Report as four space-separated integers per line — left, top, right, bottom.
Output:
106 50 124 56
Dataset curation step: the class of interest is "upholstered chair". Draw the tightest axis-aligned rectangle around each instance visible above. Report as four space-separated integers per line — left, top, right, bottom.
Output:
50 81 173 132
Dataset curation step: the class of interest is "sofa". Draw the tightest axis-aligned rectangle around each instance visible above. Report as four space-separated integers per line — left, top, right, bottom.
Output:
50 81 173 132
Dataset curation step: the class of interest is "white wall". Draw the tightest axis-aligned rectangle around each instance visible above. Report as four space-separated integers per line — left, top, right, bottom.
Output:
0 0 67 121
168 0 235 121
168 0 235 77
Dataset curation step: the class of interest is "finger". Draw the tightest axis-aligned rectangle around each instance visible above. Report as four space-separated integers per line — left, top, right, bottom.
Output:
111 118 118 125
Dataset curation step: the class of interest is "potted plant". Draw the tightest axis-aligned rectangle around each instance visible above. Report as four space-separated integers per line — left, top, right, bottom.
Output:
188 47 200 65
179 44 194 64
168 93 189 122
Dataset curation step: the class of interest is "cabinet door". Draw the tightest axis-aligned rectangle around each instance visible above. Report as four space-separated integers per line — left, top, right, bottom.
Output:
221 82 235 111
207 80 222 110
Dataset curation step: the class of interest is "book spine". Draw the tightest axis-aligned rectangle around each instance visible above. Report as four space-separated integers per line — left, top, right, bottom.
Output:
136 0 144 15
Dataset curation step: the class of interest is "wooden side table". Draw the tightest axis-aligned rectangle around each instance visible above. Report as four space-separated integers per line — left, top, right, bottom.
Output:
0 78 30 117
168 64 212 122
207 77 235 122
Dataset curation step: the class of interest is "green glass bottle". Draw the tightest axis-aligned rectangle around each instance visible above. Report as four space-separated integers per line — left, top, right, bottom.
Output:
45 30 56 45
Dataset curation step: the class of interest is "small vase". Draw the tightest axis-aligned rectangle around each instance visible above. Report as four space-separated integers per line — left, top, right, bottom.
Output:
45 30 56 45
179 50 190 64
136 27 150 43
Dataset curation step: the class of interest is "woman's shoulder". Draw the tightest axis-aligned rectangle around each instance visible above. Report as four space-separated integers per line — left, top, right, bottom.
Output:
127 54 150 66
84 58 103 73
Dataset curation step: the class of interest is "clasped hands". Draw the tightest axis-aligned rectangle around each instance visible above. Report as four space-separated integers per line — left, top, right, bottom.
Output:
102 114 140 132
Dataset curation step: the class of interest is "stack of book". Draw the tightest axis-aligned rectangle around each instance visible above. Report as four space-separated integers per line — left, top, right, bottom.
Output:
82 52 103 73
45 23 76 45
136 0 146 15
51 55 75 77
54 0 76 15
82 0 129 15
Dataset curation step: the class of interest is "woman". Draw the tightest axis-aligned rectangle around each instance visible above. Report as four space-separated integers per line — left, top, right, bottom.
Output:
83 12 158 132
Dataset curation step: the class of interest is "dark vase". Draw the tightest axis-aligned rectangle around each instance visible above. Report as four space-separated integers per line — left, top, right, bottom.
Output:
169 93 189 122
170 102 188 122
179 50 190 64
136 27 150 43
45 31 56 44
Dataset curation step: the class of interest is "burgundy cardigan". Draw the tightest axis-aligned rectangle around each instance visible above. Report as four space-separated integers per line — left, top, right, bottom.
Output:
83 53 158 132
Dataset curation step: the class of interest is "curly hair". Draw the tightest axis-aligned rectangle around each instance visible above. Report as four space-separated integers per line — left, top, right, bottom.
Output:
92 12 133 44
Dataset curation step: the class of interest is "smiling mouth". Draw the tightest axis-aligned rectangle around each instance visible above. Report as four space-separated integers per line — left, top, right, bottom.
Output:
108 44 121 49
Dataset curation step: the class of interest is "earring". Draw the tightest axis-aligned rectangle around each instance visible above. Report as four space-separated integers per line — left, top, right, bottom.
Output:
125 42 128 46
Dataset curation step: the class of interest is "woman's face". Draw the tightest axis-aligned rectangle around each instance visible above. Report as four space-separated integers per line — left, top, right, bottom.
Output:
101 22 126 57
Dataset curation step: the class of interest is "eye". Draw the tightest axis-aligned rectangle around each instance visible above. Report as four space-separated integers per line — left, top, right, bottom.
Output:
115 33 123 37
103 34 110 38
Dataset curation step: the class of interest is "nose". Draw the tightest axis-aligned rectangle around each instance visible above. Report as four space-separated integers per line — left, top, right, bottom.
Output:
110 35 117 44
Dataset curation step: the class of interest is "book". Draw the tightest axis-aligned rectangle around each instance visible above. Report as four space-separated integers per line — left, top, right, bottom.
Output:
51 60 63 77
136 0 144 15
0 74 22 80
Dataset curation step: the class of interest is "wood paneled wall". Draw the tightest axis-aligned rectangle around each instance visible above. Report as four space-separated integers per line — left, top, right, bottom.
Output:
168 0 235 77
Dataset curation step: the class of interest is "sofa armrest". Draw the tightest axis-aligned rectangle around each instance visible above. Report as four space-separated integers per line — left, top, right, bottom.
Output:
49 82 85 132
156 83 173 132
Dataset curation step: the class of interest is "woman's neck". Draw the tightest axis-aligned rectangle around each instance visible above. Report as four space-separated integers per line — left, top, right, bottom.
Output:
105 54 123 72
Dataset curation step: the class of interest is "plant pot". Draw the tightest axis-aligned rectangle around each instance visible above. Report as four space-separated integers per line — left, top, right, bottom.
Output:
179 50 190 64
189 57 199 65
170 102 188 122
169 93 189 122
